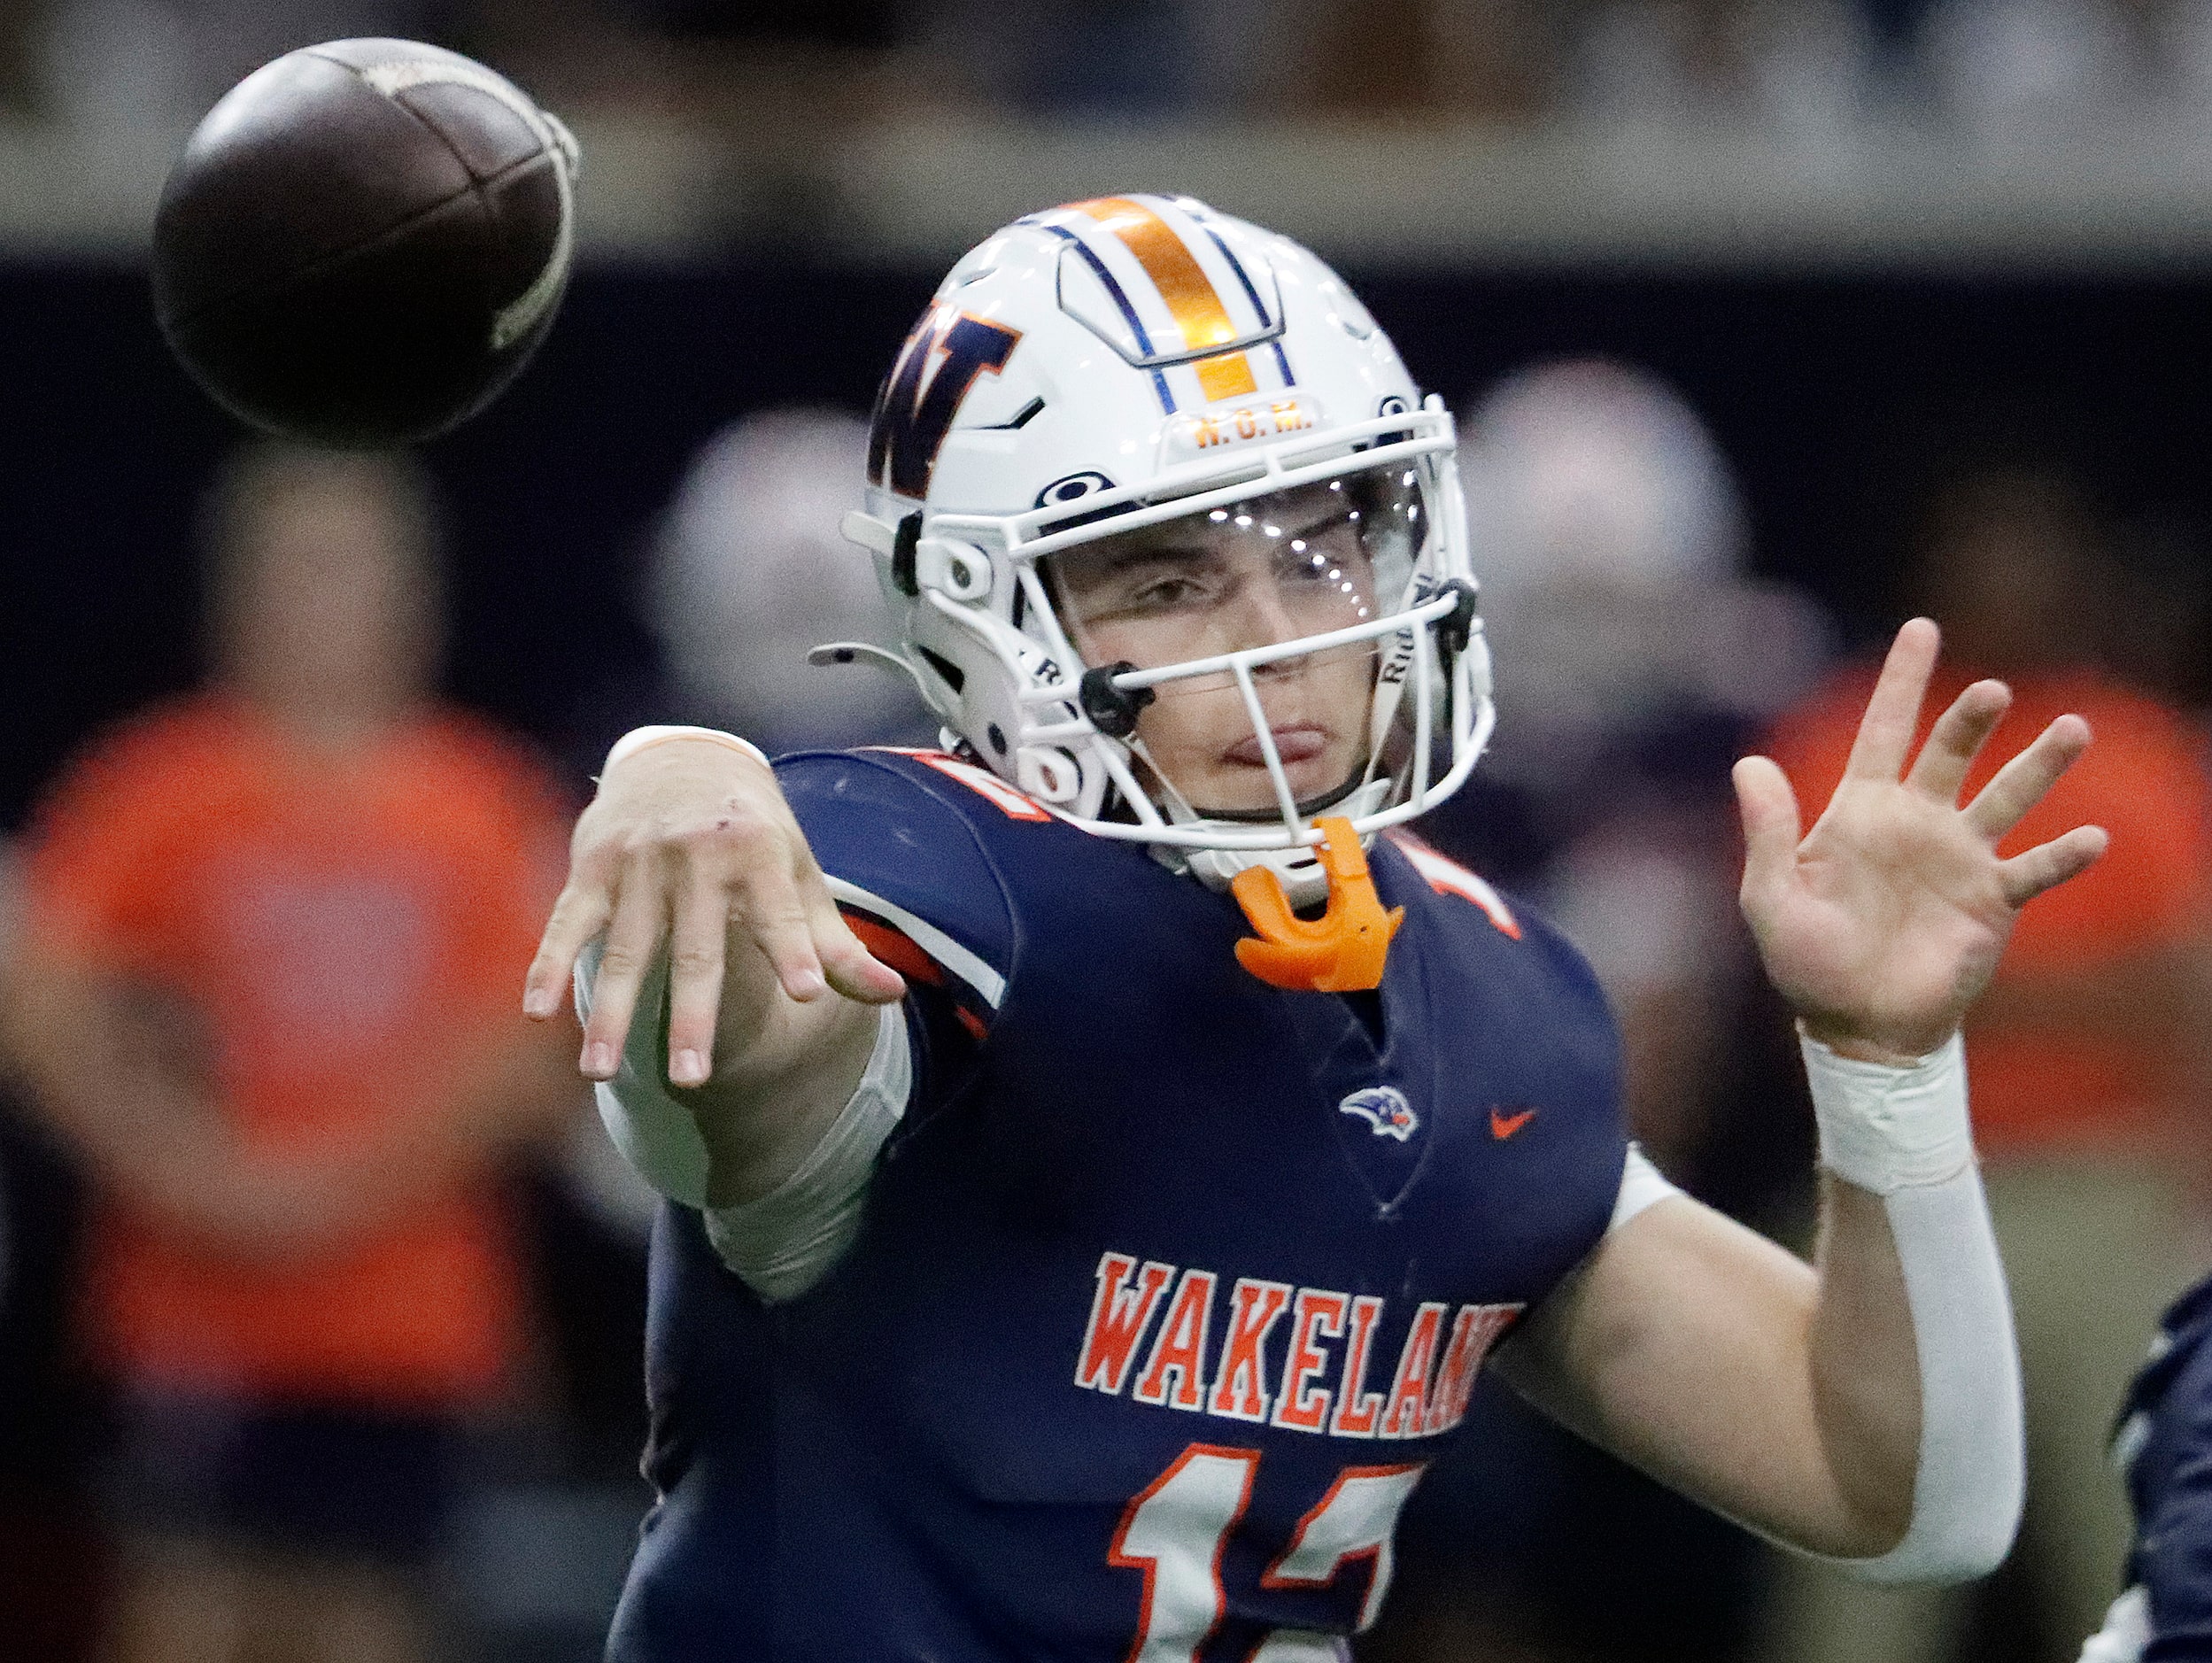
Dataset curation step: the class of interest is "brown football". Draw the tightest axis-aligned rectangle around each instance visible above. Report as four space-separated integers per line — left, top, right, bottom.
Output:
151 38 577 447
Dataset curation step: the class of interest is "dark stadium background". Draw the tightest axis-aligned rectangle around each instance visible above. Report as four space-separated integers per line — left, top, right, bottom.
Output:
7 263 2208 830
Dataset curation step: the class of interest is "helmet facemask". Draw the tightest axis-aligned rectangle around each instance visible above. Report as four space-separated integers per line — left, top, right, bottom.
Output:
877 406 1493 908
1047 468 1415 819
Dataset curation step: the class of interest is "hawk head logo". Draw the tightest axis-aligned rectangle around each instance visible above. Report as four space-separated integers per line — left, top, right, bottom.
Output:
1339 1085 1419 1142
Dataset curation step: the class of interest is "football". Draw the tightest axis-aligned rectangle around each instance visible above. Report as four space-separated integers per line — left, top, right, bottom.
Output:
151 38 578 448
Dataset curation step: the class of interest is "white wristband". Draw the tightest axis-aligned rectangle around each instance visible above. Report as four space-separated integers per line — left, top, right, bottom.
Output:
1800 1028 1974 1195
603 724 769 777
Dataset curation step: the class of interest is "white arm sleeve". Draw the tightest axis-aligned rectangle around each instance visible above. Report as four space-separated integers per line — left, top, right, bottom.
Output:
700 1002 909 1303
574 940 911 1301
1797 1031 2024 1585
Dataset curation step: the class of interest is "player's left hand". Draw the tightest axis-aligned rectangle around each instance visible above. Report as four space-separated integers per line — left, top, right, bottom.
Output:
1733 617 2108 1064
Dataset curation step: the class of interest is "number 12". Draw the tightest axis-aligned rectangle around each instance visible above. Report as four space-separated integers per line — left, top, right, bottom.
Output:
1109 1443 1426 1662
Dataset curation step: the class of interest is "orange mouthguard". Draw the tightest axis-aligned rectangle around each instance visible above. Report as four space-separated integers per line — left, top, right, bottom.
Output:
1231 816 1405 993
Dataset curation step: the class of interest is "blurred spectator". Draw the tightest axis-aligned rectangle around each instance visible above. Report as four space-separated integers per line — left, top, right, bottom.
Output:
912 0 1280 120
1450 356 1829 1171
0 833 113 1663
1293 0 1565 125
646 406 933 754
0 0 45 112
2091 510 2212 712
1758 461 2212 1663
1 445 576 1663
1921 0 2136 135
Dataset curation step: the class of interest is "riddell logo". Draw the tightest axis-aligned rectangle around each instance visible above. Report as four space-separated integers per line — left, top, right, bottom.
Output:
1489 1106 1536 1141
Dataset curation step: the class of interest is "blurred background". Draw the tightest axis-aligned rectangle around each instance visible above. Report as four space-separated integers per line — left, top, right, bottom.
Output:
3 2 2211 1660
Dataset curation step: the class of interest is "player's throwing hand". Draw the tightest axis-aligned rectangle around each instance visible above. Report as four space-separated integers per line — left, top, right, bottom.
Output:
522 736 904 1087
1733 615 2108 1064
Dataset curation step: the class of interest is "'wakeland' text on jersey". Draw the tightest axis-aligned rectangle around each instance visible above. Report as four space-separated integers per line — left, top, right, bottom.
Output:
607 748 1628 1663
1076 1249 1521 1439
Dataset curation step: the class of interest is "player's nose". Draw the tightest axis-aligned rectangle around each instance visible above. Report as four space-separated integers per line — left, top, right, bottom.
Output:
1225 570 1307 660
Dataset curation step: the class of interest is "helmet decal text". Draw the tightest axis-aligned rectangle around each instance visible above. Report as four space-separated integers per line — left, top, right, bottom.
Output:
868 306 1023 499
1162 397 1318 462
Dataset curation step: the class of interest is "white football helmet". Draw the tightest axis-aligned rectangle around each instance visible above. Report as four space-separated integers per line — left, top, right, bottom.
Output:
839 194 1492 904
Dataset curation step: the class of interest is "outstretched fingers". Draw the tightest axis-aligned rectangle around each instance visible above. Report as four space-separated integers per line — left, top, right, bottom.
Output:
1998 824 2109 907
1733 754 1805 910
1964 713 2094 843
1842 618 1942 783
662 870 732 1087
523 869 612 1021
1905 679 2011 805
735 855 833 1007
801 881 908 1005
578 855 670 1080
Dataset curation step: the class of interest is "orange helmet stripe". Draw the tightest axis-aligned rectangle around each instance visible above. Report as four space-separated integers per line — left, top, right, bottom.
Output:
1069 196 1259 401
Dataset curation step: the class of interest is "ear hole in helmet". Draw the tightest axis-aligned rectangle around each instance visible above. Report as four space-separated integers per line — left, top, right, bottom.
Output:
918 538 992 600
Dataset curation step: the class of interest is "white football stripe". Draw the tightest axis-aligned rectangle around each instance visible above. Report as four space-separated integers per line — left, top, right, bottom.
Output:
357 57 576 350
827 877 1007 1009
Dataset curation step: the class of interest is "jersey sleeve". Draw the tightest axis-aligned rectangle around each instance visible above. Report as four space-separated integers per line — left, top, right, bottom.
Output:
775 750 1019 1111
584 750 1017 1238
2139 1389 2212 1657
2125 1298 2212 1659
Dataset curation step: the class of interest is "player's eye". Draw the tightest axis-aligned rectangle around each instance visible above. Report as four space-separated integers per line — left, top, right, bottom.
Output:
1279 531 1368 585
1126 574 1208 610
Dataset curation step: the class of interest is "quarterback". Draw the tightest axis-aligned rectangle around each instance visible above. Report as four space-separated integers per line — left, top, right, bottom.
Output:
523 196 2107 1660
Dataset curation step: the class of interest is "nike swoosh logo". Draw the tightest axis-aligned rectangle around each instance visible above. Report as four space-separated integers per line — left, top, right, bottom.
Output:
1490 1107 1536 1141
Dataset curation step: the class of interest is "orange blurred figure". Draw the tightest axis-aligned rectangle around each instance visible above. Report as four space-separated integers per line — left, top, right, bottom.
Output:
4 445 575 1663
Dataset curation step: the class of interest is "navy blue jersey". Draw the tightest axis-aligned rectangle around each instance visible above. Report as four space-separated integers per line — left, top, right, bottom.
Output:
2109 1274 2212 1659
607 748 1629 1662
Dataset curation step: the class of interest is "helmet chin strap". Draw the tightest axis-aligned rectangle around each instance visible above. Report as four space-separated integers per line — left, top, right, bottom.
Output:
1150 762 1396 911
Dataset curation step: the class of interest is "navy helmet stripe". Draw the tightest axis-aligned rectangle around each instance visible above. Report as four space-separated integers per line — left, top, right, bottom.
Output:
1194 220 1270 328
1040 223 1176 415
1188 214 1294 391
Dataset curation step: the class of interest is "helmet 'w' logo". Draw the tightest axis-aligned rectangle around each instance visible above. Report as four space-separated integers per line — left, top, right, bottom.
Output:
868 306 1022 499
1339 1086 1419 1141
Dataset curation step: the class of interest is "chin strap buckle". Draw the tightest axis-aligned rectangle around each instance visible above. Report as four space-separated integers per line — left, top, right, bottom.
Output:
1230 816 1405 993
